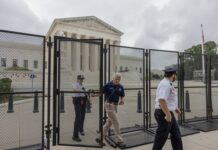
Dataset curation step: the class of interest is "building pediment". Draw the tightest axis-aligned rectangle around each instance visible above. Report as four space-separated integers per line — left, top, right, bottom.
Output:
49 16 123 36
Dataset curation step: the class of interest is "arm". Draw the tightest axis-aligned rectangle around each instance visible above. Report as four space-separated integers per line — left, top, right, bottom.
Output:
159 99 171 122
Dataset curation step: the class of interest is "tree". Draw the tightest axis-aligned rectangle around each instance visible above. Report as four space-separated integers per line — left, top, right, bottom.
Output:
183 41 217 80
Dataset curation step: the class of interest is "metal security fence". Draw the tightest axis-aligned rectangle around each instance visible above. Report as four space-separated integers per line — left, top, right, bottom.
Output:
209 54 218 119
0 30 45 150
52 36 104 148
148 49 180 127
180 53 208 123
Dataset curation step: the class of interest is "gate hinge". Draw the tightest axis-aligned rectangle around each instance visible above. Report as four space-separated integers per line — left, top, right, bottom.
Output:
53 127 59 134
103 48 108 53
47 41 53 47
56 51 60 57
144 52 148 56
56 89 59 95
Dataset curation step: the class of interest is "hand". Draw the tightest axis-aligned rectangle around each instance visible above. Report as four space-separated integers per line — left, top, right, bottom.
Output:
119 100 124 105
164 113 172 122
175 107 181 114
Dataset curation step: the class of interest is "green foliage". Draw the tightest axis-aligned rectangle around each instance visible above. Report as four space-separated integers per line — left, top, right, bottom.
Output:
183 41 217 80
5 66 30 71
0 78 12 103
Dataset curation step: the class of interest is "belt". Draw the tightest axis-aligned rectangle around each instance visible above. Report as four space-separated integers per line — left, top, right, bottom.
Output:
106 101 118 105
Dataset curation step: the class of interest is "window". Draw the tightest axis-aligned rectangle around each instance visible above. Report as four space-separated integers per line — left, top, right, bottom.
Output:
23 60 28 69
34 60 38 69
1 58 6 67
12 59 18 67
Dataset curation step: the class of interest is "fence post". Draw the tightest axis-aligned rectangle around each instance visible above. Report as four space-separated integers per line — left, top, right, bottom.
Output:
7 90 14 113
60 92 65 113
33 91 39 113
185 90 191 112
137 90 142 113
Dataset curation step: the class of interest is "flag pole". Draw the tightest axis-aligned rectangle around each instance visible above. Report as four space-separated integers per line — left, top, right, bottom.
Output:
201 24 205 83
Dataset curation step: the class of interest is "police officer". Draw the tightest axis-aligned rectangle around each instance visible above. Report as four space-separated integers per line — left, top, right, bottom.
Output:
96 73 125 147
72 75 87 142
152 65 183 150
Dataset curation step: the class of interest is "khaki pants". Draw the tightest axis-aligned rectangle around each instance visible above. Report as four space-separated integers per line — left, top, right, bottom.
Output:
103 102 123 142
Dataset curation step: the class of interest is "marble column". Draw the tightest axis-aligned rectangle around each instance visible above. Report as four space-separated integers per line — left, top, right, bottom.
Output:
65 32 72 70
114 40 120 73
71 34 81 71
81 35 89 72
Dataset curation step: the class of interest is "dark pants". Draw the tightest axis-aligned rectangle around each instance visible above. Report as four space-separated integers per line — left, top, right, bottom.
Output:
152 109 183 150
73 97 86 138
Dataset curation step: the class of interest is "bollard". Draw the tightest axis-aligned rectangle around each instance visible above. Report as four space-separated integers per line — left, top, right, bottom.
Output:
185 90 191 112
86 94 91 113
33 91 39 113
7 91 14 113
137 90 142 113
60 92 65 113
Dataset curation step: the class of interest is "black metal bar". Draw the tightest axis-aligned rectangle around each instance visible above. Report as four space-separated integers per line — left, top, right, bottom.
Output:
52 36 57 146
42 37 45 149
149 48 179 54
0 29 45 37
146 49 149 130
58 144 101 148
108 44 111 82
47 37 52 150
148 49 151 127
99 39 104 147
178 52 182 124
109 45 144 51
0 91 43 95
57 38 61 145
142 49 146 130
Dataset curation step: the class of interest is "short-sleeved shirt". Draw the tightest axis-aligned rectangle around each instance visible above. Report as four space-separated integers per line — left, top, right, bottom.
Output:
155 78 178 111
72 82 86 97
103 81 125 103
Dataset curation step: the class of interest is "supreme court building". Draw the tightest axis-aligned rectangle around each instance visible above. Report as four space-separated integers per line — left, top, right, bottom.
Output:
46 16 123 89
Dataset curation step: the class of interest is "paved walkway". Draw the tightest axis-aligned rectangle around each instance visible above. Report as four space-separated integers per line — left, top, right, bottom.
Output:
51 130 218 150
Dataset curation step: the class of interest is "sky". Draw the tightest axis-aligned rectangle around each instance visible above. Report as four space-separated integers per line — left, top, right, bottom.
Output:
0 0 218 51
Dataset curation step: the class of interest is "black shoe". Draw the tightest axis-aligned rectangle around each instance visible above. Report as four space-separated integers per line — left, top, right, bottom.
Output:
80 132 85 136
72 137 82 142
95 138 106 146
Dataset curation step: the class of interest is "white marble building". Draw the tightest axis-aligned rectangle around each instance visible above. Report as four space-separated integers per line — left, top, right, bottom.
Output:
46 16 123 89
0 33 44 91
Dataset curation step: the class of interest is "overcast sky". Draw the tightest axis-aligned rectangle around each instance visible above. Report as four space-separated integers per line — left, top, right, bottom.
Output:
0 0 217 51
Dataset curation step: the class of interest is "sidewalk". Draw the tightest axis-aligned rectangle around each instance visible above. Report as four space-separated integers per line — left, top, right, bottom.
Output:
51 130 218 150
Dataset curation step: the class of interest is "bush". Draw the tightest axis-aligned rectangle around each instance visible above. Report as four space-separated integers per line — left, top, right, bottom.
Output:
5 66 30 71
0 78 12 103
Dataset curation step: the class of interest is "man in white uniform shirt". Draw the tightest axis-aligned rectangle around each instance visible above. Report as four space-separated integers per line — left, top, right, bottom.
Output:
152 66 183 150
72 75 87 142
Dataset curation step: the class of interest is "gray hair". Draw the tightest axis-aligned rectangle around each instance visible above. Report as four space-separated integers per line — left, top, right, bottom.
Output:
113 73 122 79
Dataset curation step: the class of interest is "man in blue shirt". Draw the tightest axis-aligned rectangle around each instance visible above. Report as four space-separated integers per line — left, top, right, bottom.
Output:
96 73 125 146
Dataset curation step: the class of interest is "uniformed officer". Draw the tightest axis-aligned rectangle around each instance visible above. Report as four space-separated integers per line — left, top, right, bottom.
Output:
152 65 183 150
96 73 125 147
72 75 87 142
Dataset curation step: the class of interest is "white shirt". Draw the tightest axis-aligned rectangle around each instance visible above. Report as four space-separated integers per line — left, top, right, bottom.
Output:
155 78 178 111
72 82 86 97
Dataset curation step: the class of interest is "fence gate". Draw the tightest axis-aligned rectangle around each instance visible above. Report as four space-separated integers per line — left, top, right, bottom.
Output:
0 30 45 150
104 45 155 149
52 36 104 148
148 49 199 136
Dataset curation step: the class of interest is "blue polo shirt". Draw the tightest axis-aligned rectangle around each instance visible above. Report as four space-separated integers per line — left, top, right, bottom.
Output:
103 81 125 103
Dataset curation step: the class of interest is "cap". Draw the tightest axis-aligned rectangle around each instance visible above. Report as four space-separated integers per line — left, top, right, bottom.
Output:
77 75 85 80
163 65 178 73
